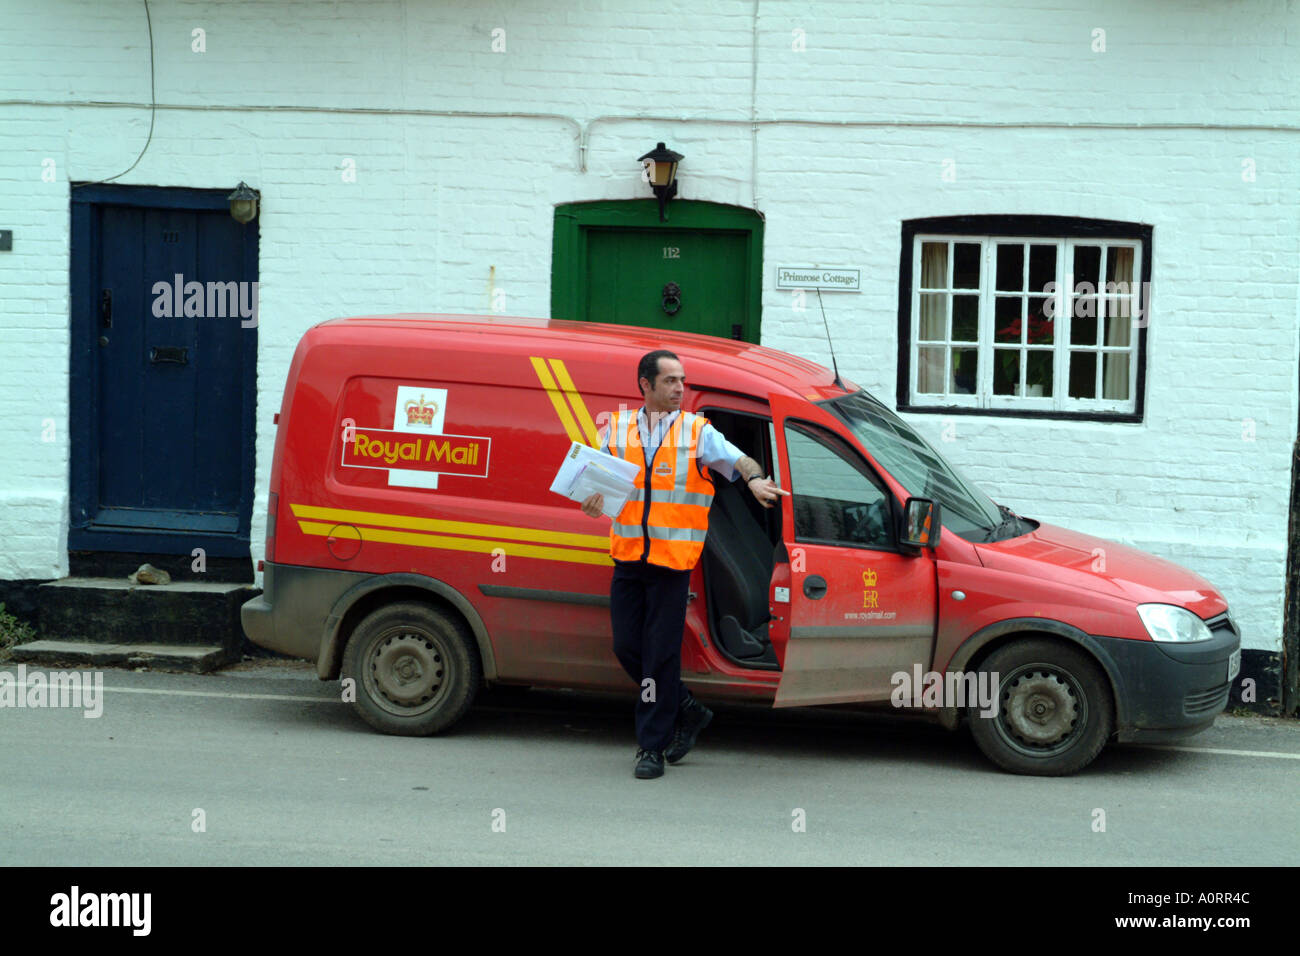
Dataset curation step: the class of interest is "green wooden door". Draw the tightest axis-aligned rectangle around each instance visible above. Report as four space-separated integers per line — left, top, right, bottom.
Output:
585 228 747 339
553 200 764 343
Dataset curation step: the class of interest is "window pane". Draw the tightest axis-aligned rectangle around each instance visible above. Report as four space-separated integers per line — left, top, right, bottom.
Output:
1103 247 1135 347
1028 297 1053 344
1103 353 1129 400
1069 351 1097 398
917 347 945 393
785 425 892 548
951 349 977 394
994 296 1022 343
1026 350 1053 397
1029 244 1057 293
920 242 948 288
1071 307 1098 345
823 392 1002 540
995 243 1024 292
1071 247 1102 291
953 242 981 289
993 348 1019 395
919 294 948 340
1104 299 1132 347
952 295 979 341
1105 245 1135 290
1073 245 1101 288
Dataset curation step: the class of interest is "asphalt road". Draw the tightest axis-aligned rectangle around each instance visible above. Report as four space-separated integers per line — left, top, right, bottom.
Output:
2 661 1296 866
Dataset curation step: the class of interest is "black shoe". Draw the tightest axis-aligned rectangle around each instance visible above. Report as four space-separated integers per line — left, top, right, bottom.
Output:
634 748 665 779
665 698 713 764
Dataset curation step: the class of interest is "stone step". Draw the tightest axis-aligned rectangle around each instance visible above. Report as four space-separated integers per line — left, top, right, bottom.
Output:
68 550 253 584
35 577 259 658
10 640 230 673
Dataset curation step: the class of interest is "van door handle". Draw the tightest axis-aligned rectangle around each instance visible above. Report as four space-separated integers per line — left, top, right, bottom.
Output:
803 575 827 600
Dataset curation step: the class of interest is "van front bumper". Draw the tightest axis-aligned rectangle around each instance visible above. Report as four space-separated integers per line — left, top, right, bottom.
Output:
1094 614 1241 743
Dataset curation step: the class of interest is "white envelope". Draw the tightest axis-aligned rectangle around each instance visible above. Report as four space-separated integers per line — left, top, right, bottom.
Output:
550 441 639 519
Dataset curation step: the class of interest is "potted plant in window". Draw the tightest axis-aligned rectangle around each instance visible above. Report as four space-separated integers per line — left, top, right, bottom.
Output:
997 310 1054 396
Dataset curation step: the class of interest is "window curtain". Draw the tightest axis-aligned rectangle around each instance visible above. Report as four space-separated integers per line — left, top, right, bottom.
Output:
1103 247 1134 399
918 243 948 393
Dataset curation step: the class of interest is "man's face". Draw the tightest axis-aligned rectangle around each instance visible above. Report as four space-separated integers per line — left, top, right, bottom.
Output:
642 357 685 412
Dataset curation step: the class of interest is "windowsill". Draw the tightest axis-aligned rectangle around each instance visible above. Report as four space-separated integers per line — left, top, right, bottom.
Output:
898 403 1142 424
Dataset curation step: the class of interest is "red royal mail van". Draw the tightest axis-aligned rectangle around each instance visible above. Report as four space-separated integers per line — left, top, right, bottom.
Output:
241 314 1241 775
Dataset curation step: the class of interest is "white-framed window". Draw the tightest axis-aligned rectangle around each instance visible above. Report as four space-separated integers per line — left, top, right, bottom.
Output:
900 219 1148 419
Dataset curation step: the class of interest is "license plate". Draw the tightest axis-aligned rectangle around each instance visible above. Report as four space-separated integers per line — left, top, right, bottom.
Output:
1227 649 1241 683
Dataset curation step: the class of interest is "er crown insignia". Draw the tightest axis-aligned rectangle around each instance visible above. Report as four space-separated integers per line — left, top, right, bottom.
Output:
405 396 438 426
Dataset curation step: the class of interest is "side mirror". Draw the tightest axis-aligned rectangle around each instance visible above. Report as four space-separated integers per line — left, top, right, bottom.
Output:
901 497 940 552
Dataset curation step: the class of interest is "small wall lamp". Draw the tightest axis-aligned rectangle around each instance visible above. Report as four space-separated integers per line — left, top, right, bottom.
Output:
228 181 260 224
637 142 683 222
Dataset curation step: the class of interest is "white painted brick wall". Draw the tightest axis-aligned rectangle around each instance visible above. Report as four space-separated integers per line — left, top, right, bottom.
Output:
1 0 1296 654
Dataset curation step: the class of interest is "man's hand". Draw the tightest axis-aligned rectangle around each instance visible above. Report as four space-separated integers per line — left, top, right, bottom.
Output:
749 477 791 510
580 492 605 518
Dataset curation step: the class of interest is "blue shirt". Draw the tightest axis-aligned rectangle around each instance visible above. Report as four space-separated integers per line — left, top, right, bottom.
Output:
598 407 745 481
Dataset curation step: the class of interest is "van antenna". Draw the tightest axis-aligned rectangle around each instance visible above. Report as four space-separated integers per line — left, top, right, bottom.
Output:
815 288 846 391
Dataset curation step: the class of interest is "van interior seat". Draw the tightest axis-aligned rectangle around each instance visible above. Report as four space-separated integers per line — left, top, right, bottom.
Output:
702 478 778 666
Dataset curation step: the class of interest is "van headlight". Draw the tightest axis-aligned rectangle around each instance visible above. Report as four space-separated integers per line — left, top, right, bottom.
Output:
1137 604 1214 643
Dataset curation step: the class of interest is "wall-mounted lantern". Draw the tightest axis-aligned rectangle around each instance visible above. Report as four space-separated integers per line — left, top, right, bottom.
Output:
228 181 260 224
637 142 683 222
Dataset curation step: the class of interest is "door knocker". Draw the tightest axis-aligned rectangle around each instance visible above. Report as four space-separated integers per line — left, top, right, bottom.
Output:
661 282 682 316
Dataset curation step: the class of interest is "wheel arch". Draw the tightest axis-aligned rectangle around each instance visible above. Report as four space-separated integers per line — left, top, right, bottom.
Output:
934 618 1127 732
316 573 497 682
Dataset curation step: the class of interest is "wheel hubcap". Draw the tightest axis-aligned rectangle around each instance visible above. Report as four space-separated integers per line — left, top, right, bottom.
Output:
369 630 445 711
997 666 1084 755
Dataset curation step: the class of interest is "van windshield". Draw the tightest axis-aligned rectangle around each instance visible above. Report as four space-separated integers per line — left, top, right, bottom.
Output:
820 391 1003 541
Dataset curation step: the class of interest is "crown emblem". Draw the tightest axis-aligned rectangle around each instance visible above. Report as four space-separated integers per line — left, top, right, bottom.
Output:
862 568 878 586
404 395 438 426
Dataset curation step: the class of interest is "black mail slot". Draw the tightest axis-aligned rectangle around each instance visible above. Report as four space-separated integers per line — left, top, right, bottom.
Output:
150 346 189 365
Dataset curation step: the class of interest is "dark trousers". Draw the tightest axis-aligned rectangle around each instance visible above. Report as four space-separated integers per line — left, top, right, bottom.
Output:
610 558 695 751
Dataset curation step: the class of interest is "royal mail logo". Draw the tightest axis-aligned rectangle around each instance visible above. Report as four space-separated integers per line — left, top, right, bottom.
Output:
654 461 673 476
341 427 490 478
404 395 439 427
390 385 448 489
862 568 878 586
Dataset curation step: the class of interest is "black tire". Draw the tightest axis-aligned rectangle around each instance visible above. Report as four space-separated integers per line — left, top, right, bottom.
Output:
341 601 480 736
967 638 1114 776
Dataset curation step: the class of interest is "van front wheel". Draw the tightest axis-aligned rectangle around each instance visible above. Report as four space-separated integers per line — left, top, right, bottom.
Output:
342 602 480 736
968 639 1113 776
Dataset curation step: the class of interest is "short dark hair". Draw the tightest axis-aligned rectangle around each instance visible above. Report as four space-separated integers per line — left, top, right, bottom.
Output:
637 349 679 395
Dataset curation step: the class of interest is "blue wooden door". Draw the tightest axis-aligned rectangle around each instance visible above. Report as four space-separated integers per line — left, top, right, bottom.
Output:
70 186 257 558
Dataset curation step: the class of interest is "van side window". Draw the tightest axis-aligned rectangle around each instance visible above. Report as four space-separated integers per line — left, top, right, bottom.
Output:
699 406 783 546
785 421 893 550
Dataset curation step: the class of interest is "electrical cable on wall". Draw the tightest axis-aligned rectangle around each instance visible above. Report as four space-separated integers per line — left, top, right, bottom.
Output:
72 0 156 188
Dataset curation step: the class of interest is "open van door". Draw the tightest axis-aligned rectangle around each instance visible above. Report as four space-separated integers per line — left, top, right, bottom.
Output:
768 393 938 707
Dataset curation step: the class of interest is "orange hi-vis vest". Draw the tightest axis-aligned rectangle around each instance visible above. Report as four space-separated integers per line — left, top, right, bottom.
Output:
607 408 715 571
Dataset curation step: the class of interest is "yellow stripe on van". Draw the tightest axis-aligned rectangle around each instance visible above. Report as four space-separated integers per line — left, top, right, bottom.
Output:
546 358 601 447
530 356 585 446
297 521 614 566
289 503 609 550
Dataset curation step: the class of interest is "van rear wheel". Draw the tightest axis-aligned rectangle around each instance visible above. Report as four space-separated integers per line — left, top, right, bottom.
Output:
342 602 480 736
968 639 1113 776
